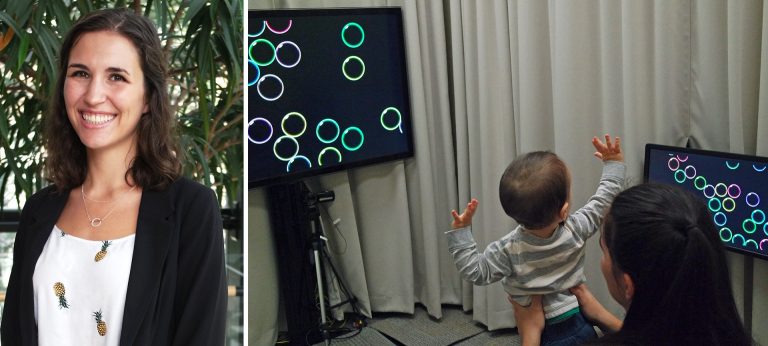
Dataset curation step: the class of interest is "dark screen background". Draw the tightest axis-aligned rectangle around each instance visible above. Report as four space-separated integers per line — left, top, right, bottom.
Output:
248 8 414 187
645 144 768 260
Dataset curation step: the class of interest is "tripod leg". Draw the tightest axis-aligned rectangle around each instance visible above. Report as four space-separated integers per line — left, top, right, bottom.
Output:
313 248 330 345
321 247 368 331
321 246 361 316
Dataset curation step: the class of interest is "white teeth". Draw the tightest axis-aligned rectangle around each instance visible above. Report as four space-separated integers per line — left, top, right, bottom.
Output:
82 113 116 125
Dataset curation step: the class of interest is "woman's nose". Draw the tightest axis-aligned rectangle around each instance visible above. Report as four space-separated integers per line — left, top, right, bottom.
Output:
84 79 107 105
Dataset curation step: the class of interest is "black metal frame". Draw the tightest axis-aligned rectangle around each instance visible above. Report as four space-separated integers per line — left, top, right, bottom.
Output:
0 210 21 233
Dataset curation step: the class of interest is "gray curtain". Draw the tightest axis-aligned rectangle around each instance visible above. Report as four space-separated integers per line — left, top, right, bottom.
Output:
250 0 768 344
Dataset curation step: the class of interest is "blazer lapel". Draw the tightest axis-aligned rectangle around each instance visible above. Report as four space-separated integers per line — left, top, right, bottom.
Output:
119 186 174 344
20 188 68 344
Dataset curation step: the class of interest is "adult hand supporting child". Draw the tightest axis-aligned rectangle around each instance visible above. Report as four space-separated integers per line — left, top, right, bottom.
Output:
569 284 623 334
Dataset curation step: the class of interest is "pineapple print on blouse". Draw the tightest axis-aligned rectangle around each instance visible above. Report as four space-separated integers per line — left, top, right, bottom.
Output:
53 282 69 309
93 310 107 336
95 240 112 262
34 226 134 344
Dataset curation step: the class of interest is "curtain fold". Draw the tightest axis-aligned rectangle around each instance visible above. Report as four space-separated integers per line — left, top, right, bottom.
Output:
248 188 280 346
251 0 768 343
755 5 768 343
760 1 768 158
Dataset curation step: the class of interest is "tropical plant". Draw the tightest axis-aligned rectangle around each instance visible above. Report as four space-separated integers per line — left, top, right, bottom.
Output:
0 0 243 209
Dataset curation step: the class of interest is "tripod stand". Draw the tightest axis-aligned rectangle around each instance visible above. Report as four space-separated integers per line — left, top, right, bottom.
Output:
305 189 363 345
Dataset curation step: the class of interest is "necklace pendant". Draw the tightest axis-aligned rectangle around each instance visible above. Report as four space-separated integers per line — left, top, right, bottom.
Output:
90 218 103 227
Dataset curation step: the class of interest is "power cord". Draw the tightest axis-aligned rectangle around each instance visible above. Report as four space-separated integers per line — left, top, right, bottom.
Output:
319 204 348 255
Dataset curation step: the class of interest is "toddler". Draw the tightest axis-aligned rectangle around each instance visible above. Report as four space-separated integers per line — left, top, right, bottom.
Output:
447 135 625 345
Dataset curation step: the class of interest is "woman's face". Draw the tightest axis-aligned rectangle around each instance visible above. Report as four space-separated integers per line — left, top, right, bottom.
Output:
64 30 147 153
599 231 631 309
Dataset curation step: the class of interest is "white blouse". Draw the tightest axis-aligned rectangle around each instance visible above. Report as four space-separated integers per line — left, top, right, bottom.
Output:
33 225 135 346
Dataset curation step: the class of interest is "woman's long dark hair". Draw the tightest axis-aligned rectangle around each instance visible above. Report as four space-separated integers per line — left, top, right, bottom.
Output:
44 8 181 191
599 183 751 345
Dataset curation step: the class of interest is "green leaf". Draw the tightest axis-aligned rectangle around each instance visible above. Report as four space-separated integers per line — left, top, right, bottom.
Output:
0 11 23 35
74 1 94 16
50 1 74 31
15 31 29 73
184 0 208 25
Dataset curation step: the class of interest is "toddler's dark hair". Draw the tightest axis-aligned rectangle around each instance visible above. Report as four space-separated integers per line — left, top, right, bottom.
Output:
498 151 569 229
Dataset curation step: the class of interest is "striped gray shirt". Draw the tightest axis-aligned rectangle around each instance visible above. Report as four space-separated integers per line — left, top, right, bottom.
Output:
447 161 626 319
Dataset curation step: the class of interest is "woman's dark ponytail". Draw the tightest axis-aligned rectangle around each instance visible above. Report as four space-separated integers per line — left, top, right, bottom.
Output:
599 183 751 346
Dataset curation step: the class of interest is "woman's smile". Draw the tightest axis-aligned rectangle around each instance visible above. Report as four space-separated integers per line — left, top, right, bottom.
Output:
80 110 117 127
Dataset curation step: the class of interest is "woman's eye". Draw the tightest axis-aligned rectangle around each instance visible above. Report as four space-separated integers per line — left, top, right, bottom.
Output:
69 70 88 78
109 74 126 82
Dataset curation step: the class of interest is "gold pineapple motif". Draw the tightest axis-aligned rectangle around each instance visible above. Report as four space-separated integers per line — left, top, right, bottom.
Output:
93 310 107 336
53 282 69 309
94 240 112 262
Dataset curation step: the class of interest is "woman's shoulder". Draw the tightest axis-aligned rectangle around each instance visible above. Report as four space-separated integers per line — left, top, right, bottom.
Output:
169 176 207 191
21 184 64 211
28 184 62 199
166 176 218 205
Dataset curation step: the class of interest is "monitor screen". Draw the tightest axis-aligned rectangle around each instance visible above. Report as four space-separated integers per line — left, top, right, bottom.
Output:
644 144 768 260
248 7 414 188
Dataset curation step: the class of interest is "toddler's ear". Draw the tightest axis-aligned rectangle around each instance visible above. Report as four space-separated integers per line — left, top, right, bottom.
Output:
559 202 570 221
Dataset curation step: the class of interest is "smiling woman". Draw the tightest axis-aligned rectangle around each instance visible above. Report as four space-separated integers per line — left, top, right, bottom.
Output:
0 9 227 346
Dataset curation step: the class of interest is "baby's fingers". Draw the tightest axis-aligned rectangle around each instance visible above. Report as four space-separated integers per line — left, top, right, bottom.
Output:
592 136 607 152
604 134 613 150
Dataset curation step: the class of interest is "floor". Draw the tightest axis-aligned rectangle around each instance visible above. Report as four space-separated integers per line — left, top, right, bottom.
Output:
306 305 522 346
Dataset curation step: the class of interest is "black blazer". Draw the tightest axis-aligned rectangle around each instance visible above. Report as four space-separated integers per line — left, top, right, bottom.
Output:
1 177 227 345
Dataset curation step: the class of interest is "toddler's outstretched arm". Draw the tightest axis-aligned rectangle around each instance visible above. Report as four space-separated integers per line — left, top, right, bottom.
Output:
451 198 478 229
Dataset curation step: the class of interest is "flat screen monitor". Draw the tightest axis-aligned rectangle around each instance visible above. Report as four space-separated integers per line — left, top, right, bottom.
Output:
644 144 768 261
248 7 414 188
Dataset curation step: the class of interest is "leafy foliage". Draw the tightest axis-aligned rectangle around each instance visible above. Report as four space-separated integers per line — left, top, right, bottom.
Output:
0 0 243 208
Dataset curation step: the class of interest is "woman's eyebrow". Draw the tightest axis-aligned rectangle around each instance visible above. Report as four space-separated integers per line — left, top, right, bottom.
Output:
106 67 130 75
67 64 130 76
67 63 89 70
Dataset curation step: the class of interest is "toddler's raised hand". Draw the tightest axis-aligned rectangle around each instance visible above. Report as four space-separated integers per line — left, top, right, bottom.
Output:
592 134 623 162
451 198 479 229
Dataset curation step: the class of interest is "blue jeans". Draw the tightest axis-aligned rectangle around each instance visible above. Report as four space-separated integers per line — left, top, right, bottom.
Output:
541 311 597 346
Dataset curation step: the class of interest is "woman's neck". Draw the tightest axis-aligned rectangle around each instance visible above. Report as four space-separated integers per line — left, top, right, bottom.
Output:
84 147 136 195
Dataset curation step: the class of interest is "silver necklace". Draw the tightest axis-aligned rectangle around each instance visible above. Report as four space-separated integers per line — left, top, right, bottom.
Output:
81 185 137 228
